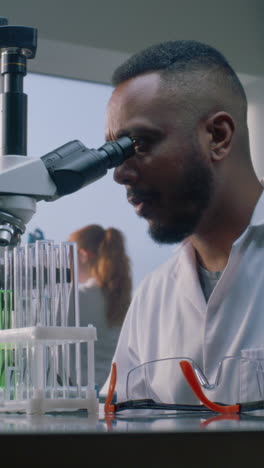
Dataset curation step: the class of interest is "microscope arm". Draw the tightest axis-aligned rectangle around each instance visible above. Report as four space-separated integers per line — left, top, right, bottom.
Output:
0 19 135 246
0 136 133 200
0 136 134 245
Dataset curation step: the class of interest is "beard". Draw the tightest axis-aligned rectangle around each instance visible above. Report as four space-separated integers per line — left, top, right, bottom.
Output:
149 159 213 244
135 147 214 245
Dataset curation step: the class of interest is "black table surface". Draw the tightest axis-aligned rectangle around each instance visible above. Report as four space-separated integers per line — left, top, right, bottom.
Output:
0 404 263 467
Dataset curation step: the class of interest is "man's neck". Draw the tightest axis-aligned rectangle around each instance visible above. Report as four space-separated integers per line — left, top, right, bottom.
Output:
193 244 229 272
190 183 263 272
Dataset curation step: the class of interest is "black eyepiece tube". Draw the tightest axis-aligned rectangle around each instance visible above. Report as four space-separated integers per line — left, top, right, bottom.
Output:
97 136 135 168
41 136 135 197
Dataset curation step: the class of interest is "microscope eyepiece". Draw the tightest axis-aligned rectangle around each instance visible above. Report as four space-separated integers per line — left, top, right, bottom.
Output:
41 136 135 197
97 137 135 168
0 19 135 247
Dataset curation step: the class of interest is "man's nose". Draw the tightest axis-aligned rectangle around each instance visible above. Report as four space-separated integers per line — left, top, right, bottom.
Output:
113 159 138 185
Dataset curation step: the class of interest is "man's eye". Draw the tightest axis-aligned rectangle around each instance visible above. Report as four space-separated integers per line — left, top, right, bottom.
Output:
132 138 149 153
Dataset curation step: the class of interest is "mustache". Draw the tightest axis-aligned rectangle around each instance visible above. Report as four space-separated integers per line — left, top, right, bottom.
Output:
126 188 159 204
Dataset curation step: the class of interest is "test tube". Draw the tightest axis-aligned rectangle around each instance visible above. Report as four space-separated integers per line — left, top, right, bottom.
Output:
0 247 14 393
60 242 79 397
14 243 36 327
35 240 56 326
87 329 95 393
0 247 13 329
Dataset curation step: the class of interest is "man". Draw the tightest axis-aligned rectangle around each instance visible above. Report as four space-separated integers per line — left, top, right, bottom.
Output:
101 40 264 406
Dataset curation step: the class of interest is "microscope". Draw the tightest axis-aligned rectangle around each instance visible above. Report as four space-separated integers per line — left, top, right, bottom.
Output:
0 18 134 247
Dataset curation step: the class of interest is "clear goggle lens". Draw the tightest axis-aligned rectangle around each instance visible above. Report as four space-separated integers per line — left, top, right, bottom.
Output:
126 356 264 405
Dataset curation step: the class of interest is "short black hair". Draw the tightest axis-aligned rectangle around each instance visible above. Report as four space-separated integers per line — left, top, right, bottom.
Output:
112 40 246 101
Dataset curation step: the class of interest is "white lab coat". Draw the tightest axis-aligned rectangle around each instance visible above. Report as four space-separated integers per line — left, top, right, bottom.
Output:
101 191 264 405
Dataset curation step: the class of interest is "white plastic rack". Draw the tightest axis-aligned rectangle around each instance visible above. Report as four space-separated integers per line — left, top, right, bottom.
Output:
0 240 99 415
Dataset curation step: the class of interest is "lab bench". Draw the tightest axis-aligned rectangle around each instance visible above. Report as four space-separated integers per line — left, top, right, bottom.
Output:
0 404 263 468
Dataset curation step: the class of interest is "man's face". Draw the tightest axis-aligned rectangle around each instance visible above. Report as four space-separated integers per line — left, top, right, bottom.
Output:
106 72 214 244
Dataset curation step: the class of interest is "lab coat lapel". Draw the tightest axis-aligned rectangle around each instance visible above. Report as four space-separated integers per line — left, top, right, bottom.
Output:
178 241 206 315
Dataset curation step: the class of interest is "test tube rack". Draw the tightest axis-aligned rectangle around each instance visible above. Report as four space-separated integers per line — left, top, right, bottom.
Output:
0 240 99 415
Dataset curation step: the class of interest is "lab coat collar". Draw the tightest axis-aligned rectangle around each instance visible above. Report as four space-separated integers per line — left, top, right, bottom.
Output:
173 190 264 313
247 190 264 227
232 190 264 249
176 240 207 313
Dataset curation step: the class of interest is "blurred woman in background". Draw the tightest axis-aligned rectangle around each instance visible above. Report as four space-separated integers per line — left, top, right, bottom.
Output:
68 224 132 389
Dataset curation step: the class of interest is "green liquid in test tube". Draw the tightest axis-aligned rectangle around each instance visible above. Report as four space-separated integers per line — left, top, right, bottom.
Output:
0 290 13 388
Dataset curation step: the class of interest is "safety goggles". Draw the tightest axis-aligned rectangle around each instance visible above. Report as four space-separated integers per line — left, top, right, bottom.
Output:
104 356 264 414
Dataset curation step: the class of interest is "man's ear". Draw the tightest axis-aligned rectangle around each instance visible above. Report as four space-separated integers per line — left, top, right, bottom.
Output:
206 112 235 161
